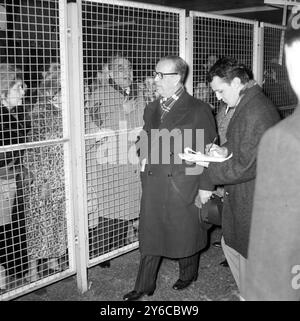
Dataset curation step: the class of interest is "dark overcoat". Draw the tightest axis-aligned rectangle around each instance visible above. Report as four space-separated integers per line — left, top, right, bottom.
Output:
138 91 217 258
207 84 281 258
0 105 30 277
244 105 300 300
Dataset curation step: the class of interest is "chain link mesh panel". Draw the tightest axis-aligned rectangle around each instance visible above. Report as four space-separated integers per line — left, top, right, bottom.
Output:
0 0 73 300
82 0 184 265
262 23 297 118
190 12 256 114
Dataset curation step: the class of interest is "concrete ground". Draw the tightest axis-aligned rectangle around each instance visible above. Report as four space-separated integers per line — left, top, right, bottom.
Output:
16 227 239 301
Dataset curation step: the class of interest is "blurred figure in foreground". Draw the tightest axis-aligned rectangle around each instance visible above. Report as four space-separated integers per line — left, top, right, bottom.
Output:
243 6 300 301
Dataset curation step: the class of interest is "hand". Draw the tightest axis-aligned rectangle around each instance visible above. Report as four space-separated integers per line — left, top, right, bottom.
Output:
140 158 147 172
196 161 209 168
194 193 202 209
213 186 224 198
198 189 213 205
205 144 228 157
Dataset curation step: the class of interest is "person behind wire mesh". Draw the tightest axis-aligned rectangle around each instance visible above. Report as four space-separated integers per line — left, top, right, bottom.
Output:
0 63 30 291
84 53 146 268
142 75 160 105
194 65 215 110
23 63 67 282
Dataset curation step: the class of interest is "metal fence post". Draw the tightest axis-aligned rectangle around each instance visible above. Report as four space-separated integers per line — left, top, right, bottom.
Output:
66 0 88 294
185 17 193 95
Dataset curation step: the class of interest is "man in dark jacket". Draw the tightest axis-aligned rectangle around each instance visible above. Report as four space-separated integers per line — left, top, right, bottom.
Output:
200 57 280 295
123 55 217 301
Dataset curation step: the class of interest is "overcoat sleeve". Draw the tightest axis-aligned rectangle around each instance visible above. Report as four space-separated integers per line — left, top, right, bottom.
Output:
196 102 217 191
207 103 275 186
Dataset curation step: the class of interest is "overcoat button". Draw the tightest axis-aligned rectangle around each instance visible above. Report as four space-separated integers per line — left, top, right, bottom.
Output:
148 171 152 176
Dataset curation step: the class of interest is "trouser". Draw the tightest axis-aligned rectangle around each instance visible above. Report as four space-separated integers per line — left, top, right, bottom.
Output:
221 236 246 294
134 252 200 293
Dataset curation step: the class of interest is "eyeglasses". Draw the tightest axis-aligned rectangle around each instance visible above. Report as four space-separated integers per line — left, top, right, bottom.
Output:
153 71 178 80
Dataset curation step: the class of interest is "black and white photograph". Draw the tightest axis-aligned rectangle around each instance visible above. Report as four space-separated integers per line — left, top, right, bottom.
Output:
0 0 299 306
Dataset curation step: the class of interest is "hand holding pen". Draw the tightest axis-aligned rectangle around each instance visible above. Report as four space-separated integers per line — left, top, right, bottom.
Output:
206 136 218 154
205 140 229 158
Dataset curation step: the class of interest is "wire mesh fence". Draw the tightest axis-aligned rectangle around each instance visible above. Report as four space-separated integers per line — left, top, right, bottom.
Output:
262 23 297 117
0 0 73 300
190 12 256 114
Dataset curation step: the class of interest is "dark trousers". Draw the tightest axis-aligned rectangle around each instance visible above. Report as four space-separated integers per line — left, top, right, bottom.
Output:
134 252 200 293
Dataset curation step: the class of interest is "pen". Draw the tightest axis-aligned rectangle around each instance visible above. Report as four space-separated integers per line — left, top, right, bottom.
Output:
207 136 217 153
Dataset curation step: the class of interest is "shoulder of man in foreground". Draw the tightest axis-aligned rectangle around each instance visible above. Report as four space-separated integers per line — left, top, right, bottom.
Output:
244 117 300 301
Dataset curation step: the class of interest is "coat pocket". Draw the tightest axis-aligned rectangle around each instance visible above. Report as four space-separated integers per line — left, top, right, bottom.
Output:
170 176 198 206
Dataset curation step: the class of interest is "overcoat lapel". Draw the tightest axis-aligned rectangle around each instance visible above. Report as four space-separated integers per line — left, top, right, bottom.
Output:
151 100 161 129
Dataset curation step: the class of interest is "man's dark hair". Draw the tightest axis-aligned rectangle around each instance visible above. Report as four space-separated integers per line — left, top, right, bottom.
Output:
285 7 300 47
159 55 188 83
206 57 253 84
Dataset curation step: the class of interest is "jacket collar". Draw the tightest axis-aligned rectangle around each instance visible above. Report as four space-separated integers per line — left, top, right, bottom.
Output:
227 83 262 126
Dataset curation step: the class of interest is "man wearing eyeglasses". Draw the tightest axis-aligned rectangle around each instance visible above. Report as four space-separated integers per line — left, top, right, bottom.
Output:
123 55 217 301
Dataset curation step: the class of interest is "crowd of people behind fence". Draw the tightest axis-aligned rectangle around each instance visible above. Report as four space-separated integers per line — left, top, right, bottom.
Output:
1 8 300 300
0 56 164 291
0 62 70 290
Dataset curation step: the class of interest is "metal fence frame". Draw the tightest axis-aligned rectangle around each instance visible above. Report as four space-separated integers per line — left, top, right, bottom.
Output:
0 0 76 301
80 0 186 276
260 22 297 117
187 11 259 103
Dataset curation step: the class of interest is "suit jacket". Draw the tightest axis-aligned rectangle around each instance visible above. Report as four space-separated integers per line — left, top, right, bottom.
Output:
244 105 300 301
207 84 280 258
138 90 217 258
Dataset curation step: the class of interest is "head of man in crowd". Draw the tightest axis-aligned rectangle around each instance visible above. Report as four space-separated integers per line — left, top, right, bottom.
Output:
103 54 133 90
153 55 187 98
207 57 253 108
284 5 300 101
